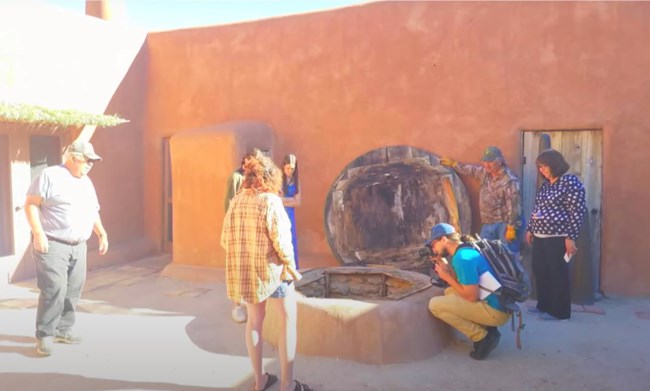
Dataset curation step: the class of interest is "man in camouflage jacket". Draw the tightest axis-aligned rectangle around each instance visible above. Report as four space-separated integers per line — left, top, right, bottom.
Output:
440 146 524 253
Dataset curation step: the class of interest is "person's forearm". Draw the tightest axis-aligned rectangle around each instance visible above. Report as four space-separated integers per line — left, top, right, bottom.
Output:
454 162 486 180
25 204 44 236
435 260 476 301
450 280 479 302
93 216 107 238
282 197 300 207
94 215 109 254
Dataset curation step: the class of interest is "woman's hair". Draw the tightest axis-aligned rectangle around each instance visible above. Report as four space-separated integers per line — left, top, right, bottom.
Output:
281 153 300 195
241 148 262 167
242 155 282 194
536 149 570 178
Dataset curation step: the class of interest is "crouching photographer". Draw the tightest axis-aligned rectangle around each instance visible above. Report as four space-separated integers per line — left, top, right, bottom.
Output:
425 223 510 360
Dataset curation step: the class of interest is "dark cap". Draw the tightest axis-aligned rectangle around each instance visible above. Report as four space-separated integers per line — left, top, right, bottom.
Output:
425 223 456 245
67 140 102 161
480 146 503 162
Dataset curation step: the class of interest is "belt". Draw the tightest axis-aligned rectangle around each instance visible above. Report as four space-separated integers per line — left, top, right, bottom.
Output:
46 235 84 246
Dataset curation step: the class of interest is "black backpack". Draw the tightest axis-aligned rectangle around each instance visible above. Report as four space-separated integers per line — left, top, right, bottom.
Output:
464 238 531 309
460 236 531 348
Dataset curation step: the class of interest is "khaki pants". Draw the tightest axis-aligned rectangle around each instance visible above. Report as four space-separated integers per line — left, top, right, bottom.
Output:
428 287 510 342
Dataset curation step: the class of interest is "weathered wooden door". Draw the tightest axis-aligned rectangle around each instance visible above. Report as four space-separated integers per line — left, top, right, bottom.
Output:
522 130 603 300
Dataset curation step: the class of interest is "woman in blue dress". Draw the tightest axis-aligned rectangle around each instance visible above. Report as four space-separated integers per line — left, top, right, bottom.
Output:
281 154 301 269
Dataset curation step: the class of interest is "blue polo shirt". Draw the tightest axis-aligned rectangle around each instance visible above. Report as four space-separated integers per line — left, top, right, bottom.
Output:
452 246 504 311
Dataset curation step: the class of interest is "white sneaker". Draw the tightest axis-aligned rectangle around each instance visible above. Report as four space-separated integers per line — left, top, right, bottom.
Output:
231 305 247 323
54 332 83 344
36 336 54 356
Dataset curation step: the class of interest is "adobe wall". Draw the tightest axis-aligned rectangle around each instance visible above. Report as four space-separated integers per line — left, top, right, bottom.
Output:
0 4 153 282
0 3 145 114
145 2 650 295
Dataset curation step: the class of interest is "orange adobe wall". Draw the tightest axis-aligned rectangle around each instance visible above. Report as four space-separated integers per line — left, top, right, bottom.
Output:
144 2 650 295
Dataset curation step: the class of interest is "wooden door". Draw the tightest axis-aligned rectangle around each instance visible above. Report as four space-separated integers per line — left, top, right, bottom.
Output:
522 130 603 299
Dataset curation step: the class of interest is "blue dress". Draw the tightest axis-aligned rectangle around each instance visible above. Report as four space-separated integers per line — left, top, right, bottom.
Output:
284 182 299 269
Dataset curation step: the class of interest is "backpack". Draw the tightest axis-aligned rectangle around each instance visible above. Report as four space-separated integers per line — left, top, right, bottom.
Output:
460 236 531 348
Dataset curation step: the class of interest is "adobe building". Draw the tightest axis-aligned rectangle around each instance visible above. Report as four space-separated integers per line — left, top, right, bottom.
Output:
1 1 650 298
0 2 152 281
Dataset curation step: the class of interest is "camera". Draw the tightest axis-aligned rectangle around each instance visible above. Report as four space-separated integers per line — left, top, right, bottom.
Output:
419 245 438 258
430 273 449 288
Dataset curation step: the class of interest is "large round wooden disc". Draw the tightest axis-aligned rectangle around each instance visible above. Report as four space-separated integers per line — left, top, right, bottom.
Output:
324 145 472 273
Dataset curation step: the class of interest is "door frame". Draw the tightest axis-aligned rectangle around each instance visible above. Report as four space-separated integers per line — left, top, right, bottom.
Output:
162 137 173 253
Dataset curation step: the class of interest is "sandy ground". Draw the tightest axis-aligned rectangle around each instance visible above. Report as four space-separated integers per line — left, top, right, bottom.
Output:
1 254 648 391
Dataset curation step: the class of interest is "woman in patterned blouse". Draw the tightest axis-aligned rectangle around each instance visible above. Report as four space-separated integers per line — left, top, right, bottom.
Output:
525 149 587 321
221 155 311 391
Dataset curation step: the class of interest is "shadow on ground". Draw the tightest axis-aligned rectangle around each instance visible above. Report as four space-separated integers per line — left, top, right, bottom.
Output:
0 373 225 391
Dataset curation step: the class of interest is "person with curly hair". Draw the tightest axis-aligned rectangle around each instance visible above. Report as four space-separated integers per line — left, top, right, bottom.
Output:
224 148 262 323
221 155 312 391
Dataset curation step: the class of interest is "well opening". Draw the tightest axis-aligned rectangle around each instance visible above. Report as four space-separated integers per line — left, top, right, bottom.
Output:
296 266 432 301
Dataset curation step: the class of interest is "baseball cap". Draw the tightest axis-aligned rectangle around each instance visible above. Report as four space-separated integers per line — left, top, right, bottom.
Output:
425 223 456 245
480 146 503 162
67 140 102 161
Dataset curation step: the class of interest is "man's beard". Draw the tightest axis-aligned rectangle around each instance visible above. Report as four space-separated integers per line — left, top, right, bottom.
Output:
439 248 450 258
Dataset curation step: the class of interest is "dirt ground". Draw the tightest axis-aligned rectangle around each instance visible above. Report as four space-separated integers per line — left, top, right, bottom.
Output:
1 254 648 391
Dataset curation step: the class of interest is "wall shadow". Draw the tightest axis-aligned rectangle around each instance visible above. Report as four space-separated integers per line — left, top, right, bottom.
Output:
0 373 225 391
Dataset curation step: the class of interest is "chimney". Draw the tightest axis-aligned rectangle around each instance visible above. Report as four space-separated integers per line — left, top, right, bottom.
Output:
85 0 113 21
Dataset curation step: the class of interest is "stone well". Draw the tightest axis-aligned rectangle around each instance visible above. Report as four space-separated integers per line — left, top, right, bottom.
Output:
262 267 451 364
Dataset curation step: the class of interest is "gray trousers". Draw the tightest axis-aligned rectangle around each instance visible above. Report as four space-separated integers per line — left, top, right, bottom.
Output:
33 240 87 339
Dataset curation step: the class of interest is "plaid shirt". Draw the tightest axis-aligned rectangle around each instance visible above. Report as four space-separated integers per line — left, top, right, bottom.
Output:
221 189 295 303
453 163 523 228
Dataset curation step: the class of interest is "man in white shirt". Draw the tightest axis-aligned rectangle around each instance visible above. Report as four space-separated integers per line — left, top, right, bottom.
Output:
25 140 108 356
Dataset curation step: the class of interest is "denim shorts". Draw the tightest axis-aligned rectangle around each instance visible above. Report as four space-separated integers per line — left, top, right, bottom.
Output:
269 281 293 298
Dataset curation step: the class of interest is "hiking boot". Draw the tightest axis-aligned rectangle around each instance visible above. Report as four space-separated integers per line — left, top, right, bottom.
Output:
231 304 247 323
472 327 494 352
470 327 501 360
36 336 54 356
54 332 83 344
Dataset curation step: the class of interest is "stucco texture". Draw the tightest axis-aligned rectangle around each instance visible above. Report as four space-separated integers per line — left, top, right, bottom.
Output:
144 2 650 295
262 287 451 365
